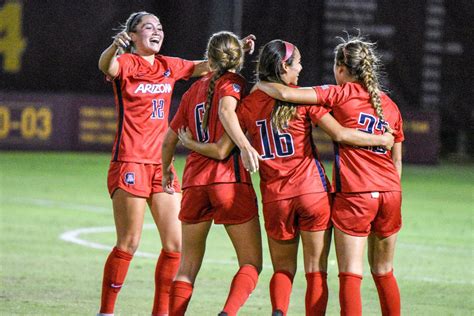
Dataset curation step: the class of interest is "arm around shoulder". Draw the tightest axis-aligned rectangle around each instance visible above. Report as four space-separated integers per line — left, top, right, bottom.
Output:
256 82 318 104
178 127 235 160
191 60 210 77
318 113 394 148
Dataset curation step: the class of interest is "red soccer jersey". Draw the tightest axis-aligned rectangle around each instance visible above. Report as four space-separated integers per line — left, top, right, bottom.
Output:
313 82 404 193
170 72 252 188
237 90 331 203
110 53 195 164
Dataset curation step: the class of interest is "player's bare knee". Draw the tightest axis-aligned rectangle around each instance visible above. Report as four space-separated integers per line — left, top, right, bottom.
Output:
162 241 181 253
116 243 139 255
370 262 393 275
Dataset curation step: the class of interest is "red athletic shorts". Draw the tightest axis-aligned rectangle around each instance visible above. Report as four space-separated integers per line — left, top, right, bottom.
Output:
332 191 402 237
180 183 258 225
107 161 181 198
262 192 331 241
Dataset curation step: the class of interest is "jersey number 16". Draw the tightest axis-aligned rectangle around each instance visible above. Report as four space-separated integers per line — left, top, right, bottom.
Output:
256 119 294 159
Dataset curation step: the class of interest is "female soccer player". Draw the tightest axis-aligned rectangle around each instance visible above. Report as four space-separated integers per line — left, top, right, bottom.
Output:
178 39 394 316
257 35 404 316
97 11 255 316
161 31 262 316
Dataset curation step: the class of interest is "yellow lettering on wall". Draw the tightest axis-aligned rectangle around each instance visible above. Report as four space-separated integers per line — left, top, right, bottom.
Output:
0 1 27 73
0 106 11 138
405 121 430 133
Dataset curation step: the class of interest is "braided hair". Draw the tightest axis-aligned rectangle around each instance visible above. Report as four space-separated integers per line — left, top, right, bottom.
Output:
201 31 244 130
257 40 298 131
334 35 385 121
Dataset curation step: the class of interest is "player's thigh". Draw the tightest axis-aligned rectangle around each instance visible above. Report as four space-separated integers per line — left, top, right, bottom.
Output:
368 232 398 274
334 227 367 275
148 191 182 251
112 188 148 251
300 229 331 273
225 216 263 270
175 220 213 284
267 236 299 275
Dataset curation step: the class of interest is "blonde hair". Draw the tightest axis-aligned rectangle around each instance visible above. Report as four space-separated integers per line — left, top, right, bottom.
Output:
202 31 244 130
257 40 298 131
334 35 385 120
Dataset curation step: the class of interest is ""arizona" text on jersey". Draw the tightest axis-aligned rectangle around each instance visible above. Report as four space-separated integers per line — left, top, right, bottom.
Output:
134 83 172 94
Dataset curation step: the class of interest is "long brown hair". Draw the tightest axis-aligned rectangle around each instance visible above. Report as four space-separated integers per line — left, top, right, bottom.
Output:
334 35 385 120
202 31 244 130
257 40 298 131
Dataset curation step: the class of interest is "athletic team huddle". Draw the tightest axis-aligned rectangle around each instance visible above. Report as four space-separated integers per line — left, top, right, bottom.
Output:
96 11 403 316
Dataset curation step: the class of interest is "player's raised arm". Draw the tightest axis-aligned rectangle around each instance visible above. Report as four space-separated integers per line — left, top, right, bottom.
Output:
191 34 256 77
191 60 210 77
98 31 131 78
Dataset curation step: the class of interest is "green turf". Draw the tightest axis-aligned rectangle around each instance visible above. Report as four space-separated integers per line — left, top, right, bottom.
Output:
0 152 473 315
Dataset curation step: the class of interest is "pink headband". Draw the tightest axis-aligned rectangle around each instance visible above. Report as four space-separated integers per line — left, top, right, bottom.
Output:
282 41 295 62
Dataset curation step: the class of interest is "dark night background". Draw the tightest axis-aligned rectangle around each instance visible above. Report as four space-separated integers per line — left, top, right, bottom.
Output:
0 0 472 161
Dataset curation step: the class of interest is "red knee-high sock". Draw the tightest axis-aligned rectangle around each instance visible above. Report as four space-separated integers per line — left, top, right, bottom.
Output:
372 270 400 316
100 247 133 314
269 270 294 315
305 271 328 316
152 249 181 316
339 272 363 316
221 265 259 316
169 280 193 316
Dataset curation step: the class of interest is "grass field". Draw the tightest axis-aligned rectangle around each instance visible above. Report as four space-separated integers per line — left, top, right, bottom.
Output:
0 151 473 315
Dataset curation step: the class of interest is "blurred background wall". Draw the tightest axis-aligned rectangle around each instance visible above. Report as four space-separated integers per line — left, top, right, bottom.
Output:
0 0 472 163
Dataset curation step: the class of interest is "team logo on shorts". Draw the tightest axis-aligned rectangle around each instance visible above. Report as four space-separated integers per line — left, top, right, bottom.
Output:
163 68 171 77
124 172 135 185
232 83 241 93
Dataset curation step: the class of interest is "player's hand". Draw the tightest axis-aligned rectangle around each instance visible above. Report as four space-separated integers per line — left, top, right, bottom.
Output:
382 132 395 151
240 145 261 173
162 168 175 194
177 127 193 148
241 34 256 55
113 31 132 49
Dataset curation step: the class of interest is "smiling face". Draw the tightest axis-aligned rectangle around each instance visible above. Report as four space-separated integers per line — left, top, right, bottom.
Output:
130 15 164 55
280 48 302 85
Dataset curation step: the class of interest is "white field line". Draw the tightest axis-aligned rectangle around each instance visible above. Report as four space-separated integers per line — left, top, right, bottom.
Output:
9 197 474 254
6 197 109 213
60 225 474 285
9 197 472 285
59 224 274 268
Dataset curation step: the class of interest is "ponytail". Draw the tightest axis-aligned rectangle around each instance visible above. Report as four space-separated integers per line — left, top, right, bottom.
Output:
201 31 244 131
